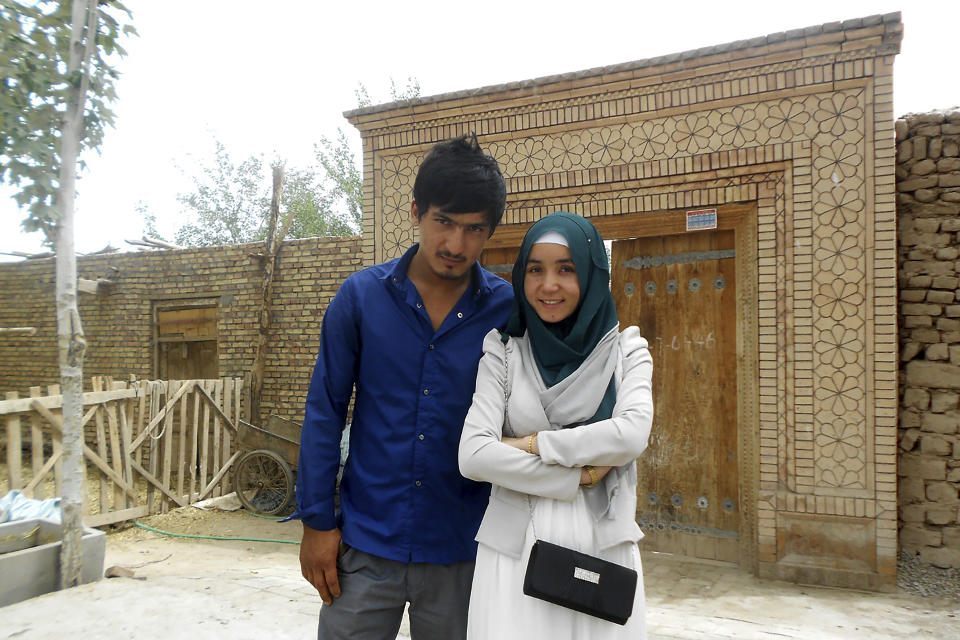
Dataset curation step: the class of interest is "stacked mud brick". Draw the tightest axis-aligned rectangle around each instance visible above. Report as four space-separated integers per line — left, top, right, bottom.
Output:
897 108 960 569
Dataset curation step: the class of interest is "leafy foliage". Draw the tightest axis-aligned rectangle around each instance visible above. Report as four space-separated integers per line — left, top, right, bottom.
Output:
174 134 362 247
174 140 271 246
354 76 420 108
174 77 422 247
0 0 135 242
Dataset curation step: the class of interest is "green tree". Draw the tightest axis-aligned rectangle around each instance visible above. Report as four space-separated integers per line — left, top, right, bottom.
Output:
1 0 134 243
173 78 420 247
174 134 362 247
0 0 135 589
174 139 271 246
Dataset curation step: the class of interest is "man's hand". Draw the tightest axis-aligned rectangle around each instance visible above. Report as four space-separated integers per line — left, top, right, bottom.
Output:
300 525 342 605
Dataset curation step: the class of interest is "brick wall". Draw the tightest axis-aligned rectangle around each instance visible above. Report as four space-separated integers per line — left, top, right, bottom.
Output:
0 236 363 423
897 108 960 569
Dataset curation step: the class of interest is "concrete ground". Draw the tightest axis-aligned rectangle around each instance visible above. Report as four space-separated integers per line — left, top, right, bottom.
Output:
2 506 958 640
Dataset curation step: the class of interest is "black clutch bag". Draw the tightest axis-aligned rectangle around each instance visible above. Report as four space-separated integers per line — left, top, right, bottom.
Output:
522 539 638 625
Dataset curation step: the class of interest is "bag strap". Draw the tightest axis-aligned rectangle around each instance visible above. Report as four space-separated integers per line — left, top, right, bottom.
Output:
502 336 540 541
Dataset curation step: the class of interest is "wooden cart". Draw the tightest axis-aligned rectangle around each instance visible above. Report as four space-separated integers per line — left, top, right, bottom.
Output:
233 415 301 515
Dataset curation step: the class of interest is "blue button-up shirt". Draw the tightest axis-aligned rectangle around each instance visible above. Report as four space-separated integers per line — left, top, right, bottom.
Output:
293 244 513 564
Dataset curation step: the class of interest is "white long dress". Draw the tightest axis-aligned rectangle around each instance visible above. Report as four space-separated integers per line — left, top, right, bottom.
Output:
467 489 645 639
460 328 652 640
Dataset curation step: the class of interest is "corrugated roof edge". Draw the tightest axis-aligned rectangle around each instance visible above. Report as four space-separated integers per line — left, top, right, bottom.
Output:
343 11 902 121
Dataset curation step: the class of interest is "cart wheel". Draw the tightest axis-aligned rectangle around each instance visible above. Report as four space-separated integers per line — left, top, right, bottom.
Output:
234 449 294 515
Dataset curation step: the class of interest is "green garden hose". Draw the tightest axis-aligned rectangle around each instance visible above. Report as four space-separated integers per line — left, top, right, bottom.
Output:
132 519 300 545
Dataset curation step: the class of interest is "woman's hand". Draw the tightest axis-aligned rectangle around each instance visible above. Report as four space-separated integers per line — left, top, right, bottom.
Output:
579 465 613 486
502 433 540 455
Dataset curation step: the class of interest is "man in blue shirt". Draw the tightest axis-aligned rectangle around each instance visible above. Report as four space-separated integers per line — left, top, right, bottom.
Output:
294 134 512 639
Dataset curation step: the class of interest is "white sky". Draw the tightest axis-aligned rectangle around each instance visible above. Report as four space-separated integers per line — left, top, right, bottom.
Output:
2 0 957 260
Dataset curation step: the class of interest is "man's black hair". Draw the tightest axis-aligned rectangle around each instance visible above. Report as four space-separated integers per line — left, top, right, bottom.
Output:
412 133 507 235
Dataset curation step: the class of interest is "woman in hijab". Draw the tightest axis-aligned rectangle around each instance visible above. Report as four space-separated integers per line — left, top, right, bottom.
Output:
459 211 653 639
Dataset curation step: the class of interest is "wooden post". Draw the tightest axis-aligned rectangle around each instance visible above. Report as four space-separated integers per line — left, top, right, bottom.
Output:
177 381 188 503
161 381 177 512
223 377 234 495
48 384 62 495
199 380 211 499
189 383 200 502
117 383 135 510
29 387 43 498
106 382 126 510
92 378 108 513
147 381 162 514
5 392 21 490
212 380 222 497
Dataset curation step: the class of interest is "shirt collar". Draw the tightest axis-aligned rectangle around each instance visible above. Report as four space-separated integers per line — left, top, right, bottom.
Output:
384 243 496 297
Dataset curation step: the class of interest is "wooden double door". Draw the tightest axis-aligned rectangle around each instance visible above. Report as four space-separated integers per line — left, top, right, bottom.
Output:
481 211 743 564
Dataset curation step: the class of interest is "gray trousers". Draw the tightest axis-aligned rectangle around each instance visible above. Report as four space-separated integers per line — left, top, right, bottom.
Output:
317 546 475 640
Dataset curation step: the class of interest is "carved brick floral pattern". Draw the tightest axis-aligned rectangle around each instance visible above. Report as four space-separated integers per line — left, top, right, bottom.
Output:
514 136 547 174
814 140 864 182
815 92 864 137
763 99 810 139
379 184 414 259
549 132 586 170
671 114 714 154
815 324 864 369
627 120 670 161
813 187 866 230
815 371 865 416
805 91 869 492
717 106 760 147
586 126 626 165
486 140 513 175
380 155 415 186
815 416 866 489
817 417 865 463
814 280 865 322
381 220 412 260
815 230 863 276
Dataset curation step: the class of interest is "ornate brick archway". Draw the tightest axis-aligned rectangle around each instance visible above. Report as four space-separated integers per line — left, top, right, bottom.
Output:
347 13 902 590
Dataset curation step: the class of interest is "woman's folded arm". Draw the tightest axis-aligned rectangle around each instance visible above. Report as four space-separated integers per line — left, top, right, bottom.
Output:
458 330 581 501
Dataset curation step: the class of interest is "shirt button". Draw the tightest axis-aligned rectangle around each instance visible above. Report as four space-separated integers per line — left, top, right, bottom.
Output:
423 388 430 395
416 480 422 487
417 302 423 308
418 433 425 441
428 343 435 350
457 312 463 319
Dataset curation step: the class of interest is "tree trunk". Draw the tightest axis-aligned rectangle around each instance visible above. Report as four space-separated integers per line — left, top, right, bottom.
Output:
249 166 284 424
57 0 96 589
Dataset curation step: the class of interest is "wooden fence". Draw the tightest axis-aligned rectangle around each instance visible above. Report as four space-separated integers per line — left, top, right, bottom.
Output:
1 376 247 527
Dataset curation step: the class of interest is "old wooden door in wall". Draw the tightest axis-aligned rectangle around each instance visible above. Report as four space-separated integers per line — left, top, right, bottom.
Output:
611 230 739 563
157 306 219 380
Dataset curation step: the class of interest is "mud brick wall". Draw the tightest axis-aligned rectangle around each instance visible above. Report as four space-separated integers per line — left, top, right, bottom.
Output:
897 108 960 569
0 236 362 423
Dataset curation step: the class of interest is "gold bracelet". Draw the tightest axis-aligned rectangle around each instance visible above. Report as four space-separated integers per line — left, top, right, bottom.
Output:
527 434 535 454
585 466 600 488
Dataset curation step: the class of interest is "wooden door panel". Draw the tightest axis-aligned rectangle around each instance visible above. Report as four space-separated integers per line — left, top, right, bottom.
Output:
612 230 739 562
160 340 219 380
480 247 519 283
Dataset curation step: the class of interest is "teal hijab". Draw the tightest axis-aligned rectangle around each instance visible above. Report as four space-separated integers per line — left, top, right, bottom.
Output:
503 211 619 423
